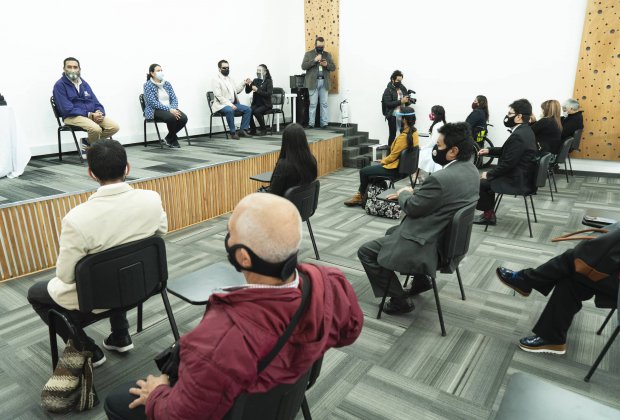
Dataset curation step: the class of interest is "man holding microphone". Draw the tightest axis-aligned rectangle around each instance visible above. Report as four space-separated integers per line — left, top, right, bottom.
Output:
301 36 336 129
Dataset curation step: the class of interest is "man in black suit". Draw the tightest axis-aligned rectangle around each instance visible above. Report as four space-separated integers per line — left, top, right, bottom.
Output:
474 99 537 225
358 123 480 314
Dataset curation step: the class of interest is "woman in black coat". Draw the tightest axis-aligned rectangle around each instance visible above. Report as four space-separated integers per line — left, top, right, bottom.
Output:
466 95 489 140
530 100 562 155
245 64 273 136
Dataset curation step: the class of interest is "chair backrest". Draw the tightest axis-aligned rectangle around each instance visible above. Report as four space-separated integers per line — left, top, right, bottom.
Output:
617 286 620 322
439 201 477 273
49 96 63 127
398 147 420 177
139 93 146 114
555 137 573 164
534 153 552 188
284 180 320 222
272 87 285 107
572 128 583 151
223 357 323 420
206 91 215 113
75 236 167 313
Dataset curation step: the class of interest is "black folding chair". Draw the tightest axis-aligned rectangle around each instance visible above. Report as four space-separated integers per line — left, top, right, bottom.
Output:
571 128 583 153
207 91 244 139
284 180 320 260
265 87 286 135
377 202 478 336
371 147 420 190
48 236 180 369
139 94 190 148
50 96 86 163
585 289 619 382
554 137 574 182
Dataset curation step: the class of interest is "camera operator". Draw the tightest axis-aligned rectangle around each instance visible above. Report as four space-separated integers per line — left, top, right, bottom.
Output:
382 70 412 147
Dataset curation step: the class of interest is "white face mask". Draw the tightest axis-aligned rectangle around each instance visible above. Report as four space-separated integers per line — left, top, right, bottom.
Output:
155 71 164 82
256 68 264 79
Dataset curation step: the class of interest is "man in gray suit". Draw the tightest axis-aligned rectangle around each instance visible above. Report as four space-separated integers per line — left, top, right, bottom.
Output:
358 122 480 314
301 36 336 129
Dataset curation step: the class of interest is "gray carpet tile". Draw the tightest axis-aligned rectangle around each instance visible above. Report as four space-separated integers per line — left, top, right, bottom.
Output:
0 167 618 419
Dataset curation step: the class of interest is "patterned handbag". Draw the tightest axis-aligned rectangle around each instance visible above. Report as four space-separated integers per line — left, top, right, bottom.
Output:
364 182 401 219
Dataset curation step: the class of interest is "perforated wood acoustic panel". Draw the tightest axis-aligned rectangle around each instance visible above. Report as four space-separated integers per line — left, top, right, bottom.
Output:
573 0 620 160
304 0 340 93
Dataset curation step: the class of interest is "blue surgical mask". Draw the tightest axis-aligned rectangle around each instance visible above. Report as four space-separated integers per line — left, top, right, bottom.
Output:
155 71 164 82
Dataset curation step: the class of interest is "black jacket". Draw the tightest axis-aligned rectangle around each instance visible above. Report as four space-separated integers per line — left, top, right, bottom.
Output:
245 78 273 108
268 158 317 197
561 111 584 140
531 117 562 155
487 124 538 194
466 108 487 133
382 82 409 117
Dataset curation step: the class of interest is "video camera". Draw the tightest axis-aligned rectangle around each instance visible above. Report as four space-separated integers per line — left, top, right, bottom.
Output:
406 89 417 105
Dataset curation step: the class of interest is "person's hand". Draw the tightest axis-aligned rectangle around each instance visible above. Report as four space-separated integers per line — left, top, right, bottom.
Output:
93 111 104 123
320 59 328 67
128 374 170 409
478 148 489 156
170 109 181 120
245 78 252 85
481 172 488 180
401 96 409 104
231 104 238 111
397 186 414 195
386 193 398 201
315 54 322 62
252 86 258 92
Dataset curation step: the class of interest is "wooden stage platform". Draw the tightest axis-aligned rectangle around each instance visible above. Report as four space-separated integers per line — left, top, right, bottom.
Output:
0 130 343 281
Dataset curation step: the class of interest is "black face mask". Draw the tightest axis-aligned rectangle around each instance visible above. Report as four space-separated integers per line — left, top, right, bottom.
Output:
431 144 451 166
503 114 517 128
393 81 401 88
220 68 230 76
316 47 324 53
225 233 297 280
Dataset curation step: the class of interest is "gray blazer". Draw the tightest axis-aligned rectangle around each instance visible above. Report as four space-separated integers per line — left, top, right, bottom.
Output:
377 160 480 277
301 49 336 90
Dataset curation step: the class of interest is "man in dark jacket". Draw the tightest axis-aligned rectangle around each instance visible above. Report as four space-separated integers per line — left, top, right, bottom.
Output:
358 122 480 314
382 70 411 146
52 57 119 151
301 36 336 129
105 193 363 419
561 98 584 140
494 228 620 354
474 99 537 225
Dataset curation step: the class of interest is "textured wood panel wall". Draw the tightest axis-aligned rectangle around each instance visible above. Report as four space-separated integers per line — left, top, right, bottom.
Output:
304 0 340 93
0 136 343 281
572 0 620 160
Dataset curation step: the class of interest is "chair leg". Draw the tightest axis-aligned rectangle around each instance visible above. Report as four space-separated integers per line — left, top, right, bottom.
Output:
143 119 148 147
161 290 180 341
376 277 393 320
154 122 163 149
209 115 213 138
136 303 143 333
49 312 59 370
547 172 554 201
184 126 191 146
564 162 569 183
551 171 558 193
57 130 63 161
584 326 619 382
430 277 447 336
410 171 419 189
568 154 573 176
71 130 84 163
523 196 533 238
220 116 229 139
597 308 616 335
301 396 312 420
403 275 410 289
529 195 537 223
307 220 320 260
456 267 466 300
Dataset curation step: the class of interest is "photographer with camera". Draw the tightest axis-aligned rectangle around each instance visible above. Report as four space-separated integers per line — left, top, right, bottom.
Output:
382 70 415 147
301 36 336 129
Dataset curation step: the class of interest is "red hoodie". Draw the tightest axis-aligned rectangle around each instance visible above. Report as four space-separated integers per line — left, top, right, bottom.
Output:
145 263 364 419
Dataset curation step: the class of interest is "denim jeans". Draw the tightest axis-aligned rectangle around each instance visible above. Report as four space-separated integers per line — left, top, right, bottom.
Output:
220 103 252 133
308 79 329 127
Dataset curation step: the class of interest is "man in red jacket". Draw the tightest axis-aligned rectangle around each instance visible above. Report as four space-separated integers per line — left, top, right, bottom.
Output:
105 193 364 419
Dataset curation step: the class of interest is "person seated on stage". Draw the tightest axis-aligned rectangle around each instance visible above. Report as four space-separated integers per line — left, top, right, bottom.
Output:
104 193 364 420
530 99 562 155
245 64 273 136
53 57 120 156
27 140 167 367
473 99 537 226
381 70 411 147
418 105 446 180
143 63 189 148
211 59 253 140
465 94 489 139
343 107 419 207
495 229 619 354
357 122 479 314
560 98 584 141
267 123 317 196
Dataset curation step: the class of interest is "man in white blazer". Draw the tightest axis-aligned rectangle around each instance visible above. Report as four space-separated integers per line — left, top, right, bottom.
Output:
211 59 253 140
27 140 168 367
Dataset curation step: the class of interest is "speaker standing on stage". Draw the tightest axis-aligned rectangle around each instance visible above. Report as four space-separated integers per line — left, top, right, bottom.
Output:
301 36 336 129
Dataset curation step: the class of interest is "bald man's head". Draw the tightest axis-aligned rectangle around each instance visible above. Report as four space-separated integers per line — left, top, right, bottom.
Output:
229 193 302 263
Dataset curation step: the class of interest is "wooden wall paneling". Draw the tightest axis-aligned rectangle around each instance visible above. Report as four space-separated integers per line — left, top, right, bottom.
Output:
304 0 340 93
572 0 620 160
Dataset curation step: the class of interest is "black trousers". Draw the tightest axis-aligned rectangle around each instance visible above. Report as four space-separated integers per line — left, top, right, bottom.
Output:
250 104 272 132
358 164 399 194
477 178 495 211
358 234 407 299
387 115 397 147
104 381 146 420
153 109 188 141
520 249 619 344
27 280 129 351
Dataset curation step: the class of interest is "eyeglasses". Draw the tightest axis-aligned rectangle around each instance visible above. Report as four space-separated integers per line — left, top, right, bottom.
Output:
221 67 229 70
507 112 516 117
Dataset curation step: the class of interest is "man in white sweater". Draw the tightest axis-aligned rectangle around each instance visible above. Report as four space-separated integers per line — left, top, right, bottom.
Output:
27 140 168 367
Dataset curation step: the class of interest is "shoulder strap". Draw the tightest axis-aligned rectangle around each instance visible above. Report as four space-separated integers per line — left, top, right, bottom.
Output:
257 273 312 373
551 228 609 242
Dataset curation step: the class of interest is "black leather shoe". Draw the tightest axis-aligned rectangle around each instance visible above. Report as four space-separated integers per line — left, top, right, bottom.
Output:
103 333 134 353
496 267 532 296
230 133 240 140
407 276 432 296
170 139 181 148
519 335 566 354
239 130 253 138
383 296 415 315
473 214 497 225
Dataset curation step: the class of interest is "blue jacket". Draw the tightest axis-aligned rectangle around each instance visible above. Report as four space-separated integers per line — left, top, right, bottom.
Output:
143 79 179 119
52 74 105 119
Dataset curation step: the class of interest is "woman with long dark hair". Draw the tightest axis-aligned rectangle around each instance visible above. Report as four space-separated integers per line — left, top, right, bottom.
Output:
245 64 273 136
466 95 489 140
143 63 188 148
344 107 418 206
267 123 318 196
418 105 446 175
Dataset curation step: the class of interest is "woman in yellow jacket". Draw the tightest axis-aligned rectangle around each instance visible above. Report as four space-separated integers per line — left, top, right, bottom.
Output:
344 107 419 206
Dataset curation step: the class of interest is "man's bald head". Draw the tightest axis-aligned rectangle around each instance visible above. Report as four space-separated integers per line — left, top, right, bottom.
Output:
229 193 302 263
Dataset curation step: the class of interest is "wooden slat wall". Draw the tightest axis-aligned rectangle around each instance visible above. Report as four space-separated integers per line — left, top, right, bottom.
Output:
304 0 340 93
572 0 620 160
0 136 342 281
